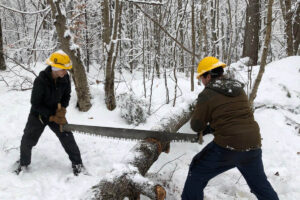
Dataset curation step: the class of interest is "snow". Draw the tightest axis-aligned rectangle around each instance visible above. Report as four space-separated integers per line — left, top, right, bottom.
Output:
0 57 300 199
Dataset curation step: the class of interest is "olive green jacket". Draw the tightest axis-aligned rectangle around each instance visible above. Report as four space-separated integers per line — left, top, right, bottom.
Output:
191 78 261 151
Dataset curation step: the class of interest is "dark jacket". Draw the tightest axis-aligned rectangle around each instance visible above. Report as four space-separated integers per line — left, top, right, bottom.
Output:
29 66 71 121
191 78 261 150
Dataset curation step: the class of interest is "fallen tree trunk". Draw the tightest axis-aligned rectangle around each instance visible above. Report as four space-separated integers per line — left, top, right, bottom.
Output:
88 103 195 200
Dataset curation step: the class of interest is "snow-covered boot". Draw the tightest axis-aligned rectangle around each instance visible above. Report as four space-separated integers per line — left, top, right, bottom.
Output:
14 163 28 175
72 163 85 176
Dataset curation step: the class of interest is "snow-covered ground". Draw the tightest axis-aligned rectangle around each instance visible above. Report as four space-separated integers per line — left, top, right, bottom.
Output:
0 56 299 200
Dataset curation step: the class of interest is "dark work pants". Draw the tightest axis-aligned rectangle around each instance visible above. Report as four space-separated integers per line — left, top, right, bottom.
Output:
182 142 279 200
20 114 82 166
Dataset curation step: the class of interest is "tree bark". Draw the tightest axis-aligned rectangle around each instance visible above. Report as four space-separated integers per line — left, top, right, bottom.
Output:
0 18 6 71
153 0 162 78
211 0 217 56
89 103 196 200
242 0 260 65
200 0 208 56
191 0 195 92
249 0 274 106
293 1 300 54
103 0 122 111
47 0 92 112
280 0 294 56
178 0 185 72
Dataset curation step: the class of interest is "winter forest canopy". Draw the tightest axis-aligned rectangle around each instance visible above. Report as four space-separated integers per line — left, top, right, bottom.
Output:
0 0 300 200
0 0 299 109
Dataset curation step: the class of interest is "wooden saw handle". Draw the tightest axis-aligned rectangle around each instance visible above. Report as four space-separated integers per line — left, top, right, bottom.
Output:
58 103 63 132
198 131 204 144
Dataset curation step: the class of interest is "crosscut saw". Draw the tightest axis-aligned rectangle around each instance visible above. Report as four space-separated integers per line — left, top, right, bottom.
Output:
63 124 201 143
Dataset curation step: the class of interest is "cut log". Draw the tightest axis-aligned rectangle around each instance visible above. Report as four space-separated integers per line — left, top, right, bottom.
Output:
88 102 195 200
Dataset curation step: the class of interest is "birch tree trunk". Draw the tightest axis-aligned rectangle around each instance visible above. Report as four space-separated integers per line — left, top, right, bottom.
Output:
249 0 274 106
47 0 92 112
0 18 6 71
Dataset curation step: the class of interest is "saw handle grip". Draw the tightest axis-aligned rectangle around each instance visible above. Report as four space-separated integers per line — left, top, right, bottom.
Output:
58 103 63 133
197 132 203 144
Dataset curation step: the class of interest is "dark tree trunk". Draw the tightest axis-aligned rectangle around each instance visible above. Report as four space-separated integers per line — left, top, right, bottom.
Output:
293 2 300 54
48 0 92 112
153 1 162 78
89 103 196 200
280 0 294 56
191 0 195 92
178 0 185 72
249 0 273 106
242 0 260 65
0 18 6 71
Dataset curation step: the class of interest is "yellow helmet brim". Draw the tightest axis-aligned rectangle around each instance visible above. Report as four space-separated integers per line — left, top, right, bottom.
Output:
196 61 226 79
46 58 72 70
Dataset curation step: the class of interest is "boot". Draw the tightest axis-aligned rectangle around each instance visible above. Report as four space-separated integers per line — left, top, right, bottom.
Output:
72 163 85 176
15 163 28 175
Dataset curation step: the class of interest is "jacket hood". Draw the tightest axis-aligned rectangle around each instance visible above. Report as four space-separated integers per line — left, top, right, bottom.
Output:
206 78 244 97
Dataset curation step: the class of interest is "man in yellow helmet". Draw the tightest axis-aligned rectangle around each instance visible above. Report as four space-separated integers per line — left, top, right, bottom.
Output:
181 57 279 200
15 50 84 176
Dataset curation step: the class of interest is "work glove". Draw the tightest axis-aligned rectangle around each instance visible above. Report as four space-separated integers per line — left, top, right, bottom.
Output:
203 125 215 136
55 107 66 118
49 115 67 125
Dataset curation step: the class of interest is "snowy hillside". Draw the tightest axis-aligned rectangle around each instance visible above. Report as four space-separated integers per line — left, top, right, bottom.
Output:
0 56 300 200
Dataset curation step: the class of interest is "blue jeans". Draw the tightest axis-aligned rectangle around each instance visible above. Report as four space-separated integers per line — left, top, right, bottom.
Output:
182 142 279 200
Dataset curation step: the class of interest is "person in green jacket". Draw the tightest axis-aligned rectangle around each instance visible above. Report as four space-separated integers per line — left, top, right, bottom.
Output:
181 57 279 200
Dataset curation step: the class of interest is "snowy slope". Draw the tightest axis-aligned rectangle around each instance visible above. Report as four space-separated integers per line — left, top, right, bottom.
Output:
0 57 299 200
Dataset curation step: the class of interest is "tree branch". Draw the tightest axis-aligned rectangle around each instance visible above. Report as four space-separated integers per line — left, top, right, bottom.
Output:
0 4 50 14
132 3 200 58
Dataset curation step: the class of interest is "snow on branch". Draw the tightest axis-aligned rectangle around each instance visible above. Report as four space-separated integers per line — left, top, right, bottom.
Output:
126 0 165 5
0 4 50 15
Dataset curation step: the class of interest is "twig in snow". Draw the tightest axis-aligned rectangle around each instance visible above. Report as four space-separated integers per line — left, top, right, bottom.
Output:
155 153 186 174
168 163 178 182
235 175 242 184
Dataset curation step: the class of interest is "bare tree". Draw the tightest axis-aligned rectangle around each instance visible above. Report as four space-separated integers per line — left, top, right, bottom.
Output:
178 0 185 72
199 0 208 57
191 0 195 91
243 0 260 65
0 18 6 70
292 1 300 54
102 0 122 110
249 0 274 106
153 0 162 78
280 0 294 56
47 0 92 112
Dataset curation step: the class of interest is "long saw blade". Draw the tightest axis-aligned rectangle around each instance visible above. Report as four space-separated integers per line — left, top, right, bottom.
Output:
63 124 199 143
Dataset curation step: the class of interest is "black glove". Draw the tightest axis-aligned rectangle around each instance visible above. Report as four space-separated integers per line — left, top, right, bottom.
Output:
203 125 215 136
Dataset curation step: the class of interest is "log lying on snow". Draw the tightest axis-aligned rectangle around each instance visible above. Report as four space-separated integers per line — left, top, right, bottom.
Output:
88 103 195 200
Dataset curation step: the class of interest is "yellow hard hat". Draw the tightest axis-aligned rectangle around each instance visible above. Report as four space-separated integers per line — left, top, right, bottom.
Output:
46 50 72 70
197 56 226 79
